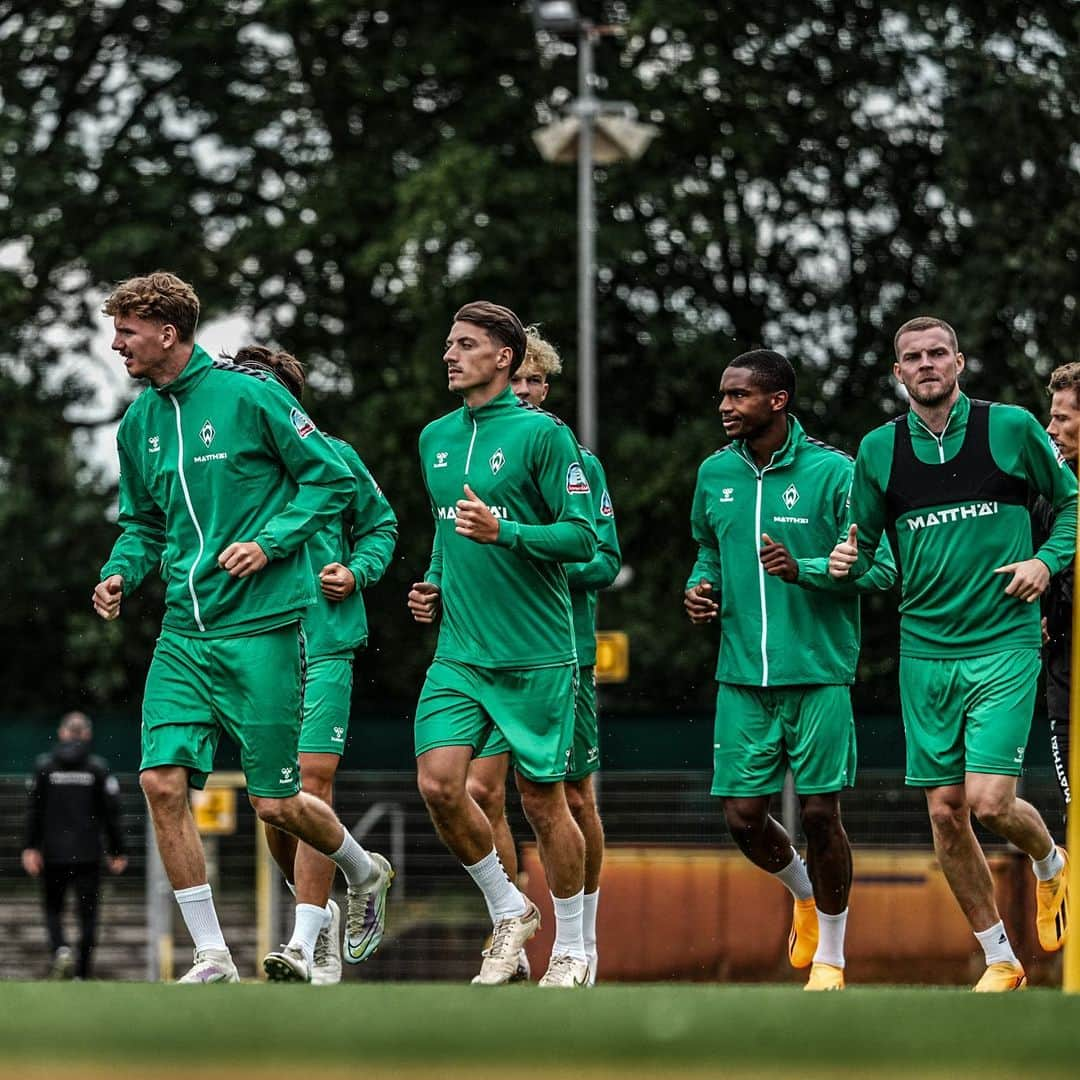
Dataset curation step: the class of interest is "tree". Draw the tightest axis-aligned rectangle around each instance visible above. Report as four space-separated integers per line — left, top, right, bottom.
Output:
2 0 1076 717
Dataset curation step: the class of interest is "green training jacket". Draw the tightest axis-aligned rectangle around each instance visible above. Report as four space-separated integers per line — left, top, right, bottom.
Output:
566 447 622 667
847 392 1077 658
687 416 897 687
302 437 398 659
100 346 354 638
420 386 597 670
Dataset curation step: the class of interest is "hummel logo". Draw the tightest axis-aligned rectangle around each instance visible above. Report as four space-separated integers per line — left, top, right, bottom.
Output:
719 488 734 503
279 766 294 784
332 726 345 743
434 451 449 469
199 420 215 448
148 435 161 453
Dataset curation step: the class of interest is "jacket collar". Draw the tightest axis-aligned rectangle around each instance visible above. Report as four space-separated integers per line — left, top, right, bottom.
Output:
733 415 805 471
152 344 214 398
460 384 519 423
907 391 970 439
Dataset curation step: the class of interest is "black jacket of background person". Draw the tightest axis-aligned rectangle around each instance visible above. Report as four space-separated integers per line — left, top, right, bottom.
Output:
1033 485 1075 721
24 740 125 865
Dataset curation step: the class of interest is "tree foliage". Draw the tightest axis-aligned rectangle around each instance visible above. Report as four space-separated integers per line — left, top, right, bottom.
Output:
1 0 1077 716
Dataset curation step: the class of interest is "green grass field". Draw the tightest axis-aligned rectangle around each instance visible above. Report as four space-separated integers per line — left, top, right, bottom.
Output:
3 983 1080 1079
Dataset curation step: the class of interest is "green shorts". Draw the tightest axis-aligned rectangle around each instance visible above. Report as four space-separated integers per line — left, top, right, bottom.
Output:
710 683 856 798
475 665 599 781
900 649 1040 786
141 624 303 798
415 659 576 783
300 656 353 756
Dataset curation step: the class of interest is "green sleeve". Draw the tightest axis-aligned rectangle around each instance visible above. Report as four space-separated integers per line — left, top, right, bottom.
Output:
251 390 354 560
419 452 443 589
1018 411 1078 575
796 466 897 593
425 529 443 590
100 432 165 590
337 445 398 590
686 466 722 592
847 431 893 581
565 455 621 590
493 423 597 562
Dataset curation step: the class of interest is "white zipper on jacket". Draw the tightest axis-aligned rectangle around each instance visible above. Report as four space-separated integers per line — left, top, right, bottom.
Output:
464 415 478 475
168 394 206 632
913 411 953 464
736 445 778 688
754 470 769 686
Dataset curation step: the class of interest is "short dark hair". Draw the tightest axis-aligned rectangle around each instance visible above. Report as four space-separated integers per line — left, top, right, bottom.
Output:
228 345 306 402
58 711 92 738
726 348 796 408
893 316 958 359
454 301 527 375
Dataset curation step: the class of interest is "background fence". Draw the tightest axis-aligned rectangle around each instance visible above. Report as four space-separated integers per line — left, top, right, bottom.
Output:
0 766 1066 982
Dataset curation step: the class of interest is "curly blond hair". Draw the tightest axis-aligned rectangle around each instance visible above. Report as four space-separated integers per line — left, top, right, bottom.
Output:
103 271 200 341
521 326 563 378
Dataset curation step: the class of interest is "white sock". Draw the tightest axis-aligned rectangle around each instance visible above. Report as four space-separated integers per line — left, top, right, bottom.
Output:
323 902 333 927
814 909 848 968
463 849 527 922
583 890 599 957
286 903 327 965
551 889 587 960
1032 844 1064 881
174 884 227 952
975 920 1018 966
772 848 814 901
328 829 375 887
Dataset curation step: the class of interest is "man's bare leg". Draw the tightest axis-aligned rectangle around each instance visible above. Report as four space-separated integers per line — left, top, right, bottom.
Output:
467 752 517 879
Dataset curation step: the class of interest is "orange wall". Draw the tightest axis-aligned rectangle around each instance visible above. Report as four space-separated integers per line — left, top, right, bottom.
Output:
521 845 1054 985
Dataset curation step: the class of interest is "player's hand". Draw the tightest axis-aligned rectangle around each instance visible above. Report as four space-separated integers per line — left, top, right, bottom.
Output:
760 533 799 583
408 581 442 624
218 541 269 579
828 525 859 579
1042 616 1050 646
21 849 43 877
454 484 500 543
92 575 124 621
107 855 128 875
994 557 1050 603
684 579 718 624
319 562 356 602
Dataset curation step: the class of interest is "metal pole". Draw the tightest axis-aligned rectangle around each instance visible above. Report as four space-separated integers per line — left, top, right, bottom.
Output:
1064 523 1080 991
145 819 172 982
577 22 597 450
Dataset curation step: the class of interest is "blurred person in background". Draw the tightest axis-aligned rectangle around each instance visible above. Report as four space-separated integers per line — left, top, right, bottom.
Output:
465 327 621 985
1035 362 1080 816
22 711 128 979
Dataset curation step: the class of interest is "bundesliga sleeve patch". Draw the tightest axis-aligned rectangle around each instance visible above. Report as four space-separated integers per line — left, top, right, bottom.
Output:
566 462 591 494
290 407 316 438
600 490 614 517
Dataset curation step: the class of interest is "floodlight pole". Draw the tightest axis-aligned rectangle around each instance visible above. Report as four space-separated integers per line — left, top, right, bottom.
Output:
576 21 598 450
